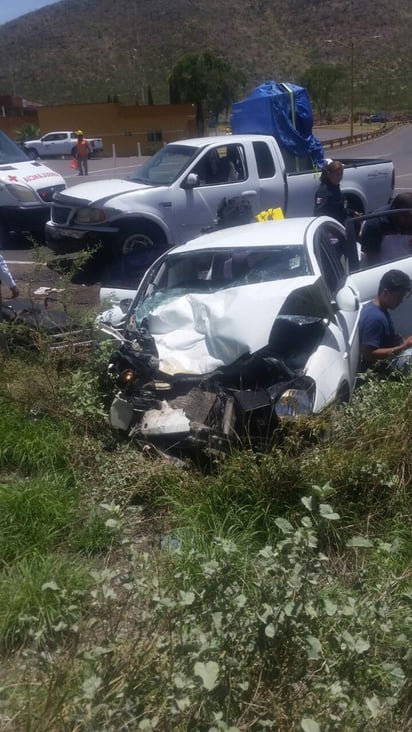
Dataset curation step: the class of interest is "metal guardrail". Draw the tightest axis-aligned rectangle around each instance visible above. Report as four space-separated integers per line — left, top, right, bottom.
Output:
322 121 406 149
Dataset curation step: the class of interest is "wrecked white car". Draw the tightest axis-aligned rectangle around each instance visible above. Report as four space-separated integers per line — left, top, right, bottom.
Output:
107 216 361 453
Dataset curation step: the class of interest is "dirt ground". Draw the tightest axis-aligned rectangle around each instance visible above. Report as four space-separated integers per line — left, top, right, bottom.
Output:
3 259 101 314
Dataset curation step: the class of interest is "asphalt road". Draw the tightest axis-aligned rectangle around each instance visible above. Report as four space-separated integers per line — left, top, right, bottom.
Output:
3 123 412 310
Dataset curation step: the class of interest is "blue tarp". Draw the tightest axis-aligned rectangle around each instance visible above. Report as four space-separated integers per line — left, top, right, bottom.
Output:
230 80 325 169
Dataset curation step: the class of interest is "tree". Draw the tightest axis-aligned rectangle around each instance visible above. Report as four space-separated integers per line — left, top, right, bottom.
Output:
168 51 244 134
299 64 345 122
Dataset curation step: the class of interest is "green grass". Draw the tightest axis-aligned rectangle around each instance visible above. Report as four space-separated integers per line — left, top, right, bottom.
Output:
0 404 71 476
0 342 411 730
0 554 90 652
0 473 75 564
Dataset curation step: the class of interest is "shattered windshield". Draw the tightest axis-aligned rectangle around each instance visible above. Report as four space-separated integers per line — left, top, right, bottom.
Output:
129 245 312 329
129 144 201 185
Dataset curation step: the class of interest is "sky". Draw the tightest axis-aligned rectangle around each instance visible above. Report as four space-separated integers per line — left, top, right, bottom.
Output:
0 0 60 25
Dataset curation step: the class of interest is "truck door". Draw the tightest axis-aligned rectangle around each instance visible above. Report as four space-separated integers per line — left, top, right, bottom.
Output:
170 144 265 241
40 133 62 157
250 140 287 215
54 133 70 156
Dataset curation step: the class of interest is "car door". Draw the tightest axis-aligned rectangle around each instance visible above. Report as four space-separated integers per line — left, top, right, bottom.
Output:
313 222 361 388
348 216 412 336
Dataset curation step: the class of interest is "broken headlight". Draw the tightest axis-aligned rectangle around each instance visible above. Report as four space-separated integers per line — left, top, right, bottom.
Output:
274 383 315 418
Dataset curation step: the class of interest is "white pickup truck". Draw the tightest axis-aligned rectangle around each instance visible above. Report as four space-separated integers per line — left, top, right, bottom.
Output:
23 131 104 160
0 130 66 247
45 133 395 287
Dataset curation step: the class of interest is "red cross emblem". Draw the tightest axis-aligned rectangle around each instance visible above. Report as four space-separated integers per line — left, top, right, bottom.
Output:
8 175 18 182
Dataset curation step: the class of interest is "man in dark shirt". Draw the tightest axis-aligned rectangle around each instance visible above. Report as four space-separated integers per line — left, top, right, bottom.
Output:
359 268 412 371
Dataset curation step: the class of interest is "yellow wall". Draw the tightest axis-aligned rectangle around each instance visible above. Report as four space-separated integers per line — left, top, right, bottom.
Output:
36 102 200 155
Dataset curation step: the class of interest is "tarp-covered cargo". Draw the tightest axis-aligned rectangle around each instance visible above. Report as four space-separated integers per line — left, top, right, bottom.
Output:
230 80 325 170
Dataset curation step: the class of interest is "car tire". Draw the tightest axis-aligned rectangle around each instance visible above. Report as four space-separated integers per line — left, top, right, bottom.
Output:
119 221 167 255
26 148 39 160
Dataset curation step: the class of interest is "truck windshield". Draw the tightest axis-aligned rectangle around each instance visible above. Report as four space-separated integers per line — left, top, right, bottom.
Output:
129 245 311 329
129 144 201 185
0 130 30 164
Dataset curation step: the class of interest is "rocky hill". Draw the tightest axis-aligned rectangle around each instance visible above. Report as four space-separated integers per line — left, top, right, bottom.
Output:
0 0 410 112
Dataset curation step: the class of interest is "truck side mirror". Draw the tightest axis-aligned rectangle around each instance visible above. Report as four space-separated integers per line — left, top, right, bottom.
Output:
182 173 200 189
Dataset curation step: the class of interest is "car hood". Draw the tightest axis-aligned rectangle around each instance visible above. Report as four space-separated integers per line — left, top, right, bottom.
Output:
59 178 153 203
134 276 331 376
0 160 65 189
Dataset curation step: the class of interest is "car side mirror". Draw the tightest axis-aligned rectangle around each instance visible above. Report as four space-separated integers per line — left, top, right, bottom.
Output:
335 285 359 312
182 172 200 189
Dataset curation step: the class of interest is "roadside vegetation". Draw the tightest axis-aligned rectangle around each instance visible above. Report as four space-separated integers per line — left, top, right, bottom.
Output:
0 303 411 731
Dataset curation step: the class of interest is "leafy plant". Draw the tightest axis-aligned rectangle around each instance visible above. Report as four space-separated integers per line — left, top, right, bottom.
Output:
14 122 41 142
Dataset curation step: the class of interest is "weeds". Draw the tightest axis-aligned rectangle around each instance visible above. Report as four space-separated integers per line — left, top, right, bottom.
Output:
0 321 411 730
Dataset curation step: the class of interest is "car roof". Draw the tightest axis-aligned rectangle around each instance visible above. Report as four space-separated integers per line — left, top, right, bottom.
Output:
168 134 274 148
170 217 333 255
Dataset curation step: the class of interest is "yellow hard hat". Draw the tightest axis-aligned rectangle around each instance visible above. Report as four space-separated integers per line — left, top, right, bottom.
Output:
76 129 84 136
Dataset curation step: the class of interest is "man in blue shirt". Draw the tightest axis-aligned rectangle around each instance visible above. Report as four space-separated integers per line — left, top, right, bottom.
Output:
359 269 412 371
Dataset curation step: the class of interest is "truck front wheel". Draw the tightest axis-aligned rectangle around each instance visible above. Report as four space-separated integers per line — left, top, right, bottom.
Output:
100 222 169 289
119 222 167 255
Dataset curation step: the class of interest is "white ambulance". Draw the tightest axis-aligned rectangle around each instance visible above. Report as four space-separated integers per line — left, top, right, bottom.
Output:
0 129 66 246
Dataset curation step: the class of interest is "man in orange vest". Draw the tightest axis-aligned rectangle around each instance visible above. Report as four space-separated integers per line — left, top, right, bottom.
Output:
74 130 91 176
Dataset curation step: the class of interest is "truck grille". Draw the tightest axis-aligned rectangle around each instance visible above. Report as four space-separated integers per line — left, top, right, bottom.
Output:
38 184 66 203
52 205 71 225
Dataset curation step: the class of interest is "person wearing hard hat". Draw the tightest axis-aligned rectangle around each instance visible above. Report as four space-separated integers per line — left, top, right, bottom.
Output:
73 130 91 176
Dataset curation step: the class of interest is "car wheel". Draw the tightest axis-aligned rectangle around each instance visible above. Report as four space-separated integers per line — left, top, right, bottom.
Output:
119 222 166 255
26 148 39 160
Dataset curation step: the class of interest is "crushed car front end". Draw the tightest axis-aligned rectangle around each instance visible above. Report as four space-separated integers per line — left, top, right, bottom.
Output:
108 327 319 454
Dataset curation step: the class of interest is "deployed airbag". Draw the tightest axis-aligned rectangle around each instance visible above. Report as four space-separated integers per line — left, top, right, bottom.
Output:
145 277 318 375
